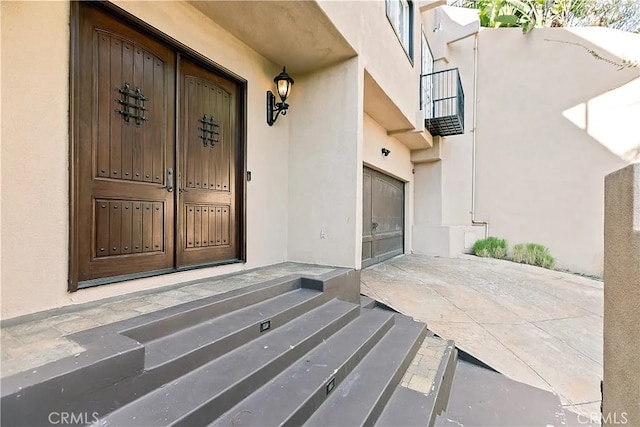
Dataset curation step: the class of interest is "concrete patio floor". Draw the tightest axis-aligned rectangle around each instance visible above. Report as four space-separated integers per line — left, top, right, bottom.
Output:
361 254 604 424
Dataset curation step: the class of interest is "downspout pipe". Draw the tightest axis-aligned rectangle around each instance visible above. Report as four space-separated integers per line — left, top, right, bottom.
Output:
470 32 489 238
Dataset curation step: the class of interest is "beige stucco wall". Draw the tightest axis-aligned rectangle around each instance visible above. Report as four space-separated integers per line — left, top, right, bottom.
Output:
413 7 481 257
603 163 640 426
413 161 442 254
0 1 291 319
416 12 639 275
318 1 426 265
0 0 436 319
475 27 638 276
363 113 414 256
1 1 72 319
287 58 362 268
319 0 422 131
0 2 3 315
287 1 427 269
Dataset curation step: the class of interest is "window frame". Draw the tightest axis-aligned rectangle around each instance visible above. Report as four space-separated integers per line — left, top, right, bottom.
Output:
385 0 414 64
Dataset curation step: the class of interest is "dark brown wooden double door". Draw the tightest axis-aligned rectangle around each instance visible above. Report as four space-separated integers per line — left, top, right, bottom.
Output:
362 167 404 268
73 5 241 288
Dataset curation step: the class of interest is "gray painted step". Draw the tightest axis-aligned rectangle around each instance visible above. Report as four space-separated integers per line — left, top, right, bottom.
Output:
38 290 327 420
360 295 376 309
120 276 303 344
376 387 433 427
96 299 360 427
145 288 325 370
436 360 566 426
306 314 428 427
376 339 457 427
211 309 396 427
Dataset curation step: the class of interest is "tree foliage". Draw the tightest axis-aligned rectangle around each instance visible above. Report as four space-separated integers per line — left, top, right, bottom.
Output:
578 0 640 32
458 0 640 33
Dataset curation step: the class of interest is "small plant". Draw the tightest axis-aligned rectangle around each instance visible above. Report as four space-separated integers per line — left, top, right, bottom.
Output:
512 243 555 269
512 243 527 263
472 237 508 259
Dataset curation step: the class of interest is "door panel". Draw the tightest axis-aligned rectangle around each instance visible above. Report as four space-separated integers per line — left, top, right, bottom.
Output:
75 5 176 284
177 57 238 266
361 167 404 268
94 200 164 256
362 170 373 268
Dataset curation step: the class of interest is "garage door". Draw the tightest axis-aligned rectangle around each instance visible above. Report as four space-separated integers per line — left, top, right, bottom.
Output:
362 167 404 268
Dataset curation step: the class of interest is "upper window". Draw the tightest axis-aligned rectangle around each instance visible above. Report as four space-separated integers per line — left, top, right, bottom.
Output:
386 0 413 60
421 30 434 111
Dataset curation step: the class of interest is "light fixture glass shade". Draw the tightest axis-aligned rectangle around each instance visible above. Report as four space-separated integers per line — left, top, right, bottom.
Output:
277 79 291 100
274 67 294 102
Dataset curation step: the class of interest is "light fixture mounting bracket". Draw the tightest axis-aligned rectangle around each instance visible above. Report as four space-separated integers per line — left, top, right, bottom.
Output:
266 91 289 126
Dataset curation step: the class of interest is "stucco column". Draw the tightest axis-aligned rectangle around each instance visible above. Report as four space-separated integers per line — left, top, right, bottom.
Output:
603 162 640 426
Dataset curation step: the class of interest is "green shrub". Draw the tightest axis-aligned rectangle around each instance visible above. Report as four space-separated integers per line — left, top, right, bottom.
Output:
472 237 508 259
512 243 555 269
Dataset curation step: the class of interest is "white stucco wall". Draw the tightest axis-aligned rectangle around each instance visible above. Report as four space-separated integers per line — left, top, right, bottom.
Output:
475 28 638 276
0 1 291 319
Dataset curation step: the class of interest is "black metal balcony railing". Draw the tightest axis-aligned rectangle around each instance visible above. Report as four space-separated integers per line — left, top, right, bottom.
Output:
421 68 465 136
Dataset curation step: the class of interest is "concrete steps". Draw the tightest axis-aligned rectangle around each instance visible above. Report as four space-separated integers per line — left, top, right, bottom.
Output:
1 270 569 427
101 299 360 427
306 314 427 426
212 309 395 427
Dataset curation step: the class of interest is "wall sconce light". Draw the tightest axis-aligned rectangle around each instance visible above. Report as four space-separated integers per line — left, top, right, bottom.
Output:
267 67 294 126
382 148 391 157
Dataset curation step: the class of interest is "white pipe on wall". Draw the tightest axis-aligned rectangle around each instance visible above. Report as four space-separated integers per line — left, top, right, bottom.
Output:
470 32 489 238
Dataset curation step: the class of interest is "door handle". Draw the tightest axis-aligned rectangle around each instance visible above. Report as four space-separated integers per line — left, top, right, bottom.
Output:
372 222 379 230
166 168 173 192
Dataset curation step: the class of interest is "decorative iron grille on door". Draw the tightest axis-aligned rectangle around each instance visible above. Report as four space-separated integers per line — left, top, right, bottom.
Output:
198 114 220 147
115 82 148 126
